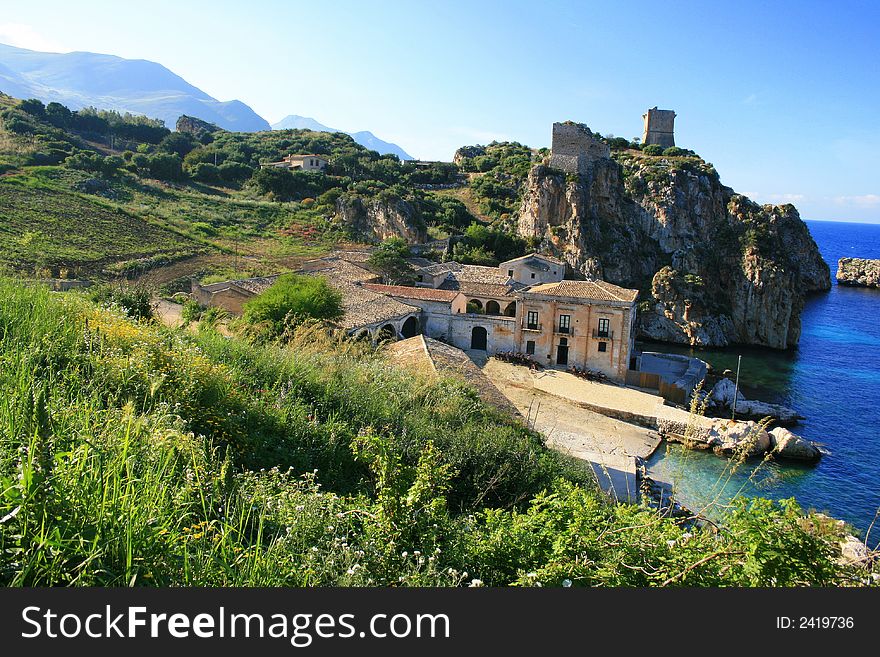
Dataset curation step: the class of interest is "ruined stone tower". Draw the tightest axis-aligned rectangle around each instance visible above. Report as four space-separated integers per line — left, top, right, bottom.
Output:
548 121 610 175
642 107 676 148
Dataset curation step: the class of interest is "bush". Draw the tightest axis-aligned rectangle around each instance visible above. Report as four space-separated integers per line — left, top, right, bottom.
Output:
181 299 204 324
643 144 664 156
242 274 343 338
663 147 686 157
89 284 155 320
607 137 631 150
190 162 222 184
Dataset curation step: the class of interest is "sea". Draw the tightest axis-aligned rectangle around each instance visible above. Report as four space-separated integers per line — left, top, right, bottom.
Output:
644 220 880 537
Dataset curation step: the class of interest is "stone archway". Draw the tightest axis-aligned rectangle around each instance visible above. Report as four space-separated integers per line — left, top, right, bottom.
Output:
486 300 501 315
355 330 371 342
470 326 488 350
466 299 484 314
401 315 420 339
504 301 516 317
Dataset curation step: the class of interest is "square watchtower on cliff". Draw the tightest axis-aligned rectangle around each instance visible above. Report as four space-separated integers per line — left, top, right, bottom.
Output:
642 107 676 148
549 121 610 175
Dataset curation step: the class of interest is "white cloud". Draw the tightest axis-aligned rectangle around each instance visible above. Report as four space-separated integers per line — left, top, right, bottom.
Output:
832 194 880 208
0 23 69 53
749 192 806 204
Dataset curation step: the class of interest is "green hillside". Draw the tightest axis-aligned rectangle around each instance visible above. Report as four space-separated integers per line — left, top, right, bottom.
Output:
0 93 486 281
0 171 203 275
0 278 867 587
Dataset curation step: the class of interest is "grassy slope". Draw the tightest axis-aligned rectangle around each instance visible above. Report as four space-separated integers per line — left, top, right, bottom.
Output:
0 171 203 274
0 279 866 587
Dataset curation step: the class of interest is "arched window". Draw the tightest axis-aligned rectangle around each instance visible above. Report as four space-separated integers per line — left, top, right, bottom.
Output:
486 300 501 315
466 299 484 314
503 301 516 317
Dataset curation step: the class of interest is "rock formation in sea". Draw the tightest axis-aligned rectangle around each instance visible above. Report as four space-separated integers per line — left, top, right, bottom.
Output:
516 135 831 349
836 257 880 288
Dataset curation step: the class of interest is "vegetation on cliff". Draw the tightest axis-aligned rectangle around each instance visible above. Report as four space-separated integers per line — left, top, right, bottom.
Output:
0 279 870 586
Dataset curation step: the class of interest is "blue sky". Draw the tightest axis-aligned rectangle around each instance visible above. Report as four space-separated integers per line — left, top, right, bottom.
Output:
1 0 878 221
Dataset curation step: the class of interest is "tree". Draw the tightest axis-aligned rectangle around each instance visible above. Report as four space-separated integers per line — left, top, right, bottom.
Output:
147 153 185 181
643 144 664 156
242 274 343 338
367 238 415 285
158 132 199 158
45 102 72 127
19 98 46 118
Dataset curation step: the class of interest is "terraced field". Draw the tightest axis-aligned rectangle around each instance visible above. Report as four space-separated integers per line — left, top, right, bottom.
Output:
0 175 205 276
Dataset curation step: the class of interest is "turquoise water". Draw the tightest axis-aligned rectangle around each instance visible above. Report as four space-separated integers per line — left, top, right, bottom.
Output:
645 220 880 535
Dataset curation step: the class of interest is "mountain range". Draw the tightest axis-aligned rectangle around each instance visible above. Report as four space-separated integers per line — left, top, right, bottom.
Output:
271 115 413 160
0 43 413 158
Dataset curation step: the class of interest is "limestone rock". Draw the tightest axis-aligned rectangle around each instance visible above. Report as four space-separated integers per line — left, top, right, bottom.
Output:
709 379 802 424
176 115 221 137
516 152 830 349
837 257 880 288
453 145 485 166
706 419 771 457
335 195 427 243
710 378 745 407
769 427 821 461
839 535 869 565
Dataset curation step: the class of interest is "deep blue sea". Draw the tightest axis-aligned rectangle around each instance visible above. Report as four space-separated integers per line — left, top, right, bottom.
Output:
645 220 880 536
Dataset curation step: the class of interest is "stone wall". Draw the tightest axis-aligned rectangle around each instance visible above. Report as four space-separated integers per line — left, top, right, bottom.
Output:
548 122 610 175
642 108 676 148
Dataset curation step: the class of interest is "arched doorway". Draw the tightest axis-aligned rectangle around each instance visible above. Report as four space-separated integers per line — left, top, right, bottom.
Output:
503 301 516 317
486 300 501 315
466 299 483 314
401 316 420 339
470 326 488 350
378 324 397 342
556 337 569 366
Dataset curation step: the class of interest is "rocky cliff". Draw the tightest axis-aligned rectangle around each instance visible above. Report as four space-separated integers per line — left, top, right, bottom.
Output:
335 195 427 244
836 257 880 288
517 149 830 349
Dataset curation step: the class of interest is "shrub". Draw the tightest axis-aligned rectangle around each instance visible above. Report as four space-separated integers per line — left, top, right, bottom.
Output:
663 146 686 157
643 144 664 156
181 299 204 324
89 284 155 320
242 274 343 338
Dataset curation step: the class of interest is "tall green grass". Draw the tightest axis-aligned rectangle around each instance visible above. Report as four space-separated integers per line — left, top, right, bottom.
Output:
0 279 871 586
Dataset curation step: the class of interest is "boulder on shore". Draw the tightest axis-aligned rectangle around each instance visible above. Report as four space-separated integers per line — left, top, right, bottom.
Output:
709 378 802 425
769 427 822 462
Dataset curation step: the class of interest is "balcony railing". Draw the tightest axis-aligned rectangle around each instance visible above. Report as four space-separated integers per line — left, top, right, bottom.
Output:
554 326 573 336
592 329 614 340
523 323 543 331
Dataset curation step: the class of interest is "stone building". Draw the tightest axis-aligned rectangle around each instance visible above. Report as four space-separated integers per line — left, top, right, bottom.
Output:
261 154 329 171
191 251 639 384
394 253 639 383
515 280 638 382
548 122 610 175
642 107 676 148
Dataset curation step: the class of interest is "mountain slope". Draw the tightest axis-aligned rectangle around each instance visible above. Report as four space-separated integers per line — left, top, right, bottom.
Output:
0 43 269 131
272 114 413 160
